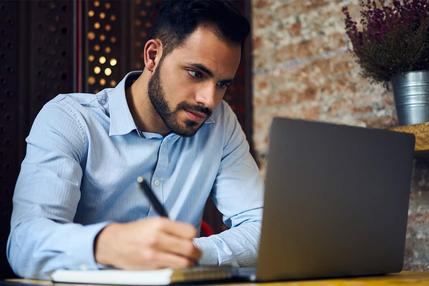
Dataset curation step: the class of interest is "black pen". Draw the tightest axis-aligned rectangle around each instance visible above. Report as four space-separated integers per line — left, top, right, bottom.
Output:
137 176 169 217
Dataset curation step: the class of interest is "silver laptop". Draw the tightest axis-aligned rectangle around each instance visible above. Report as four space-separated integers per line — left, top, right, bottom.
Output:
246 117 415 281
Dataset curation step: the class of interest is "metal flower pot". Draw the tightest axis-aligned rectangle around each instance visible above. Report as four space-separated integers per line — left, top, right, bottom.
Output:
391 70 429 125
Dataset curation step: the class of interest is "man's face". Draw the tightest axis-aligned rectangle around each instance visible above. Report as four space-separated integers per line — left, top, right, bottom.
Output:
148 25 241 136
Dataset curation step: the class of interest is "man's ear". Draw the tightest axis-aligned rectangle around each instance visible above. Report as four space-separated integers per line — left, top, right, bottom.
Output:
143 39 163 72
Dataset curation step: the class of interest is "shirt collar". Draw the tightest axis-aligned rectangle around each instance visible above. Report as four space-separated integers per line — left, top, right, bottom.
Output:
108 71 142 136
107 70 216 137
206 114 215 124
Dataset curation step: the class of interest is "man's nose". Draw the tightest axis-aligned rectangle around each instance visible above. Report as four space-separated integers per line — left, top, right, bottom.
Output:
195 83 219 109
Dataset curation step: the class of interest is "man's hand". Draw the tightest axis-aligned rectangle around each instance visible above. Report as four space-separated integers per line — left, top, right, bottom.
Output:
95 218 202 269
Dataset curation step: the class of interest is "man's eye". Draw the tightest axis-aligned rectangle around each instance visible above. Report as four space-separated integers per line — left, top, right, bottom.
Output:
188 70 203 79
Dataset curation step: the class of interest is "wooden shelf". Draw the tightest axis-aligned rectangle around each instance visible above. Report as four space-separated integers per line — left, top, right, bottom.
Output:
391 122 429 155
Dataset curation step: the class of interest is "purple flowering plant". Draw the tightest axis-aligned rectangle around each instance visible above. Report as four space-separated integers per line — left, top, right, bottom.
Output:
343 0 429 83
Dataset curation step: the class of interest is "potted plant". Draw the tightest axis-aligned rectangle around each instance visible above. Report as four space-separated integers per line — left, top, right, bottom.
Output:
343 0 429 125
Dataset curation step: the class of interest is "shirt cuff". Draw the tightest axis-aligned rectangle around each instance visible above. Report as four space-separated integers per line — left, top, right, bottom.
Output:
66 222 111 270
193 236 220 265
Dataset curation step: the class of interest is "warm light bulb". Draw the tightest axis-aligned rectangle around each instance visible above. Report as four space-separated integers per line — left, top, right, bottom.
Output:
104 68 112 76
88 76 95 85
94 66 101 74
99 57 106 64
87 32 95 40
110 58 117 66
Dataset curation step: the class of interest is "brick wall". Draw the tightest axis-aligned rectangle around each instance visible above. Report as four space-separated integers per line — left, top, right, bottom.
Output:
252 0 429 270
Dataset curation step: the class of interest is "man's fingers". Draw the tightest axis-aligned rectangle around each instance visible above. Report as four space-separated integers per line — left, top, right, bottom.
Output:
96 218 202 270
150 218 198 239
155 232 202 261
146 251 196 269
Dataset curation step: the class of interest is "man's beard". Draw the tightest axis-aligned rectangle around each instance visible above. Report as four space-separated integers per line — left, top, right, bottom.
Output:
148 65 212 137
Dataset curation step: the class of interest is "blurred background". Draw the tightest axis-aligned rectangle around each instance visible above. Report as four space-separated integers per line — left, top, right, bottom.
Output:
1 0 429 278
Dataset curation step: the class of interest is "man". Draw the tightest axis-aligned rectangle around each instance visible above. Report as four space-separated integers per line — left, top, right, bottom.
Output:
8 0 263 279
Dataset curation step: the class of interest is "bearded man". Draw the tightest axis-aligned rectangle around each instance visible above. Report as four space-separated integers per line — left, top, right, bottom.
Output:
8 0 263 279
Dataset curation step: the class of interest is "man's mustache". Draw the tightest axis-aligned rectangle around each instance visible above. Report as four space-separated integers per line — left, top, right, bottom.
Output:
177 102 212 117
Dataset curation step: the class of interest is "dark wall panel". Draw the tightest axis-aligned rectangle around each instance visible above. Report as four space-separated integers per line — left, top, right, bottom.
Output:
0 0 20 277
0 0 75 278
29 1 75 119
82 0 127 92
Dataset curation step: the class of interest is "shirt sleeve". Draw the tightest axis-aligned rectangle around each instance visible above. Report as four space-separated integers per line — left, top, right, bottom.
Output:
193 102 264 266
7 97 109 279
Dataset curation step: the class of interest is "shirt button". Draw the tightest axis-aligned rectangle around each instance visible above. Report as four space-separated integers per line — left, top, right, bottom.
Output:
153 179 160 186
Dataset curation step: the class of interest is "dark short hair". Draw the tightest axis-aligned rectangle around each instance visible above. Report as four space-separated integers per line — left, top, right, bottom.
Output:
150 0 250 56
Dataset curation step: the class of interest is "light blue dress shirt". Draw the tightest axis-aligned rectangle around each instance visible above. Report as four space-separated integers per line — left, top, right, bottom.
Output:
7 71 264 279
